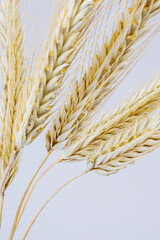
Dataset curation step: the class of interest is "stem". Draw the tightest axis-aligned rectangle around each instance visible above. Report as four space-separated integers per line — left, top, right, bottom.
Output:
16 158 61 229
22 171 86 240
9 152 51 240
0 193 4 228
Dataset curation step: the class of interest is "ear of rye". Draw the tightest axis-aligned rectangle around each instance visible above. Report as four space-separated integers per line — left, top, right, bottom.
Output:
86 113 160 175
46 0 160 152
61 71 160 161
0 0 24 194
15 0 103 149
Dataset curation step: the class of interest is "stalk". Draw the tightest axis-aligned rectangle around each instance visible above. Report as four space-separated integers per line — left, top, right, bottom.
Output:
0 193 4 227
22 171 86 240
9 152 51 239
15 158 61 232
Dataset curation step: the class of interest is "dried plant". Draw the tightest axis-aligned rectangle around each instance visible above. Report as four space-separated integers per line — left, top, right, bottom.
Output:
21 110 160 240
46 0 160 152
15 0 104 148
86 112 160 174
0 0 102 198
0 0 160 239
0 0 24 196
62 71 160 161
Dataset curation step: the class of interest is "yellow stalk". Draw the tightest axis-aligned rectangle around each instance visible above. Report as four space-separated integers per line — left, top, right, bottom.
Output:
22 171 86 240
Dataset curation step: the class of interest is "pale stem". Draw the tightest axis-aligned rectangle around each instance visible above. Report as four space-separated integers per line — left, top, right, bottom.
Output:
22 171 86 240
0 193 4 228
9 152 52 240
16 158 61 229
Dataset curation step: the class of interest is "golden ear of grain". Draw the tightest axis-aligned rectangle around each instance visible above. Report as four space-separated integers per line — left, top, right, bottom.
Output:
0 0 25 194
61 71 160 161
0 0 8 151
15 0 103 149
0 95 5 156
86 113 160 175
46 0 160 152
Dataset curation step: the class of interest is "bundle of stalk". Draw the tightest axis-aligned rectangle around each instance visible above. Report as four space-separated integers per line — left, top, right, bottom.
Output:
46 0 160 152
61 72 160 161
85 112 160 175
15 0 104 150
0 0 103 195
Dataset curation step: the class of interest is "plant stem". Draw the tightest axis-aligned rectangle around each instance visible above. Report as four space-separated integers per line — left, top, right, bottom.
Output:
9 152 52 240
16 158 61 229
0 193 4 228
22 171 86 240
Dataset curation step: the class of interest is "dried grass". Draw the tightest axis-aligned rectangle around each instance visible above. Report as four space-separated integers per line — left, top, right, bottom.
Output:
86 112 160 174
46 0 160 152
0 0 160 238
0 0 102 195
15 0 103 149
62 71 160 161
0 0 24 194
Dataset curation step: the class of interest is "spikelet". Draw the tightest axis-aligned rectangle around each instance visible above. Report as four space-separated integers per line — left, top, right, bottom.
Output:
0 0 24 194
86 113 160 175
46 0 160 151
0 96 5 158
61 72 160 161
15 0 103 149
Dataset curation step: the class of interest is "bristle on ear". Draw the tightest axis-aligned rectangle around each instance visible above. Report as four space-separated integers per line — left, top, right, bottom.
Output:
61 71 160 162
15 0 104 149
0 0 24 192
87 112 160 175
46 0 160 153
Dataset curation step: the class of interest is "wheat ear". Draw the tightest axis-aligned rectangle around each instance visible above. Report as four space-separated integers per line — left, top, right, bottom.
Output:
61 71 160 161
46 0 160 152
85 113 160 174
15 0 103 149
0 0 24 195
0 0 102 196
